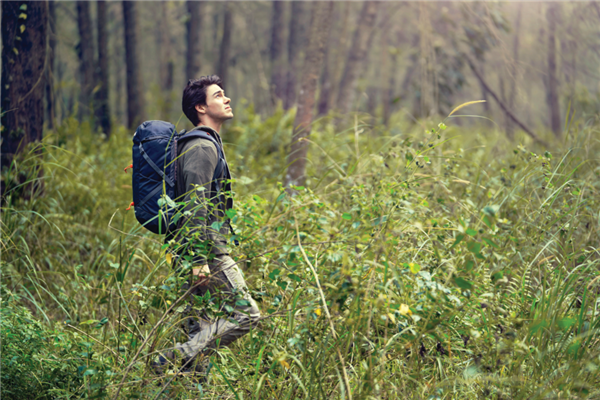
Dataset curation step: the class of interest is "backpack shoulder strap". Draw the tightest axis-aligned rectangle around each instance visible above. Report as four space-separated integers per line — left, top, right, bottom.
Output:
178 130 226 182
179 130 223 156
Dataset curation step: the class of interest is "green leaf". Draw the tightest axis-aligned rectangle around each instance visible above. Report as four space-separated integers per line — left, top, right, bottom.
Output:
276 281 288 290
482 215 493 229
18 13 27 19
235 299 250 307
225 208 236 219
544 151 553 159
466 228 477 237
464 260 474 272
558 317 576 330
529 320 549 334
80 319 99 326
405 152 413 162
450 234 464 249
567 341 581 357
482 238 499 249
268 268 280 281
453 277 473 290
467 241 481 254
342 213 352 220
20 25 25 34
409 263 421 274
12 47 18 55
210 221 224 231
19 4 27 10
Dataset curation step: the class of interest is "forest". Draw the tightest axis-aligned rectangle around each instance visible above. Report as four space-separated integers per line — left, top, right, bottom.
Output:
2 1 600 399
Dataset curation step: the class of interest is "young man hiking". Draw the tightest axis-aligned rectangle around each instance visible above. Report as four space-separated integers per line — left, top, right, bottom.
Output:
155 75 261 374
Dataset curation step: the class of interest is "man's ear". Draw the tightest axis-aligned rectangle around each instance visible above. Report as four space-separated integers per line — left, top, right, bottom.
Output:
195 104 206 115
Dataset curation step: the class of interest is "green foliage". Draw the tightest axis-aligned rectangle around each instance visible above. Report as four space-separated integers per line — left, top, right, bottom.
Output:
1 288 83 399
2 107 600 398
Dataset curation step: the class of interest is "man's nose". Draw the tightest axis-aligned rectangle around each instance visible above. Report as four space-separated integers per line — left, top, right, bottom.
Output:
224 96 231 104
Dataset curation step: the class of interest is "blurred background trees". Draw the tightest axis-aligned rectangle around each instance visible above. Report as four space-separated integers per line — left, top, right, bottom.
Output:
2 1 600 174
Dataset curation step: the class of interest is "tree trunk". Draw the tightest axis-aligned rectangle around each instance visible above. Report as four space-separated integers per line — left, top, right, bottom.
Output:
363 15 380 117
285 2 334 189
159 2 174 92
186 1 202 80
546 3 561 138
76 1 95 120
217 2 232 89
382 35 400 126
284 1 305 110
95 0 111 136
122 1 145 129
336 1 378 114
270 2 286 104
316 49 332 117
399 33 419 101
316 3 336 117
1 0 48 198
382 31 397 126
157 1 174 119
506 3 523 139
317 2 350 117
1 1 48 166
45 0 56 130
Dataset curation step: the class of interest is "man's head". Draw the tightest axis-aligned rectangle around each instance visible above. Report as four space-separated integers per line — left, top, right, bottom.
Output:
182 75 233 127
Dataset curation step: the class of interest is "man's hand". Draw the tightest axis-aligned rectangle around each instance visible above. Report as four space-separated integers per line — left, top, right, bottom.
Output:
192 264 210 286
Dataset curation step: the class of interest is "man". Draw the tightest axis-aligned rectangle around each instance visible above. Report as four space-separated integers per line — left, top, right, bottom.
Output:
156 75 261 374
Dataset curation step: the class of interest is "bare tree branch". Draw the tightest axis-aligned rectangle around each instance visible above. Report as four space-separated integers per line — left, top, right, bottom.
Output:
466 56 547 146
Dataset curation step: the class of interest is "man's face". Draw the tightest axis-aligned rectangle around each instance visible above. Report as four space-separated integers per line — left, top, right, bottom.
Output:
195 84 233 123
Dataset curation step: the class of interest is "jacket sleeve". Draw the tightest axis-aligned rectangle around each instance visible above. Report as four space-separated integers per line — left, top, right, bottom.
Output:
178 140 226 265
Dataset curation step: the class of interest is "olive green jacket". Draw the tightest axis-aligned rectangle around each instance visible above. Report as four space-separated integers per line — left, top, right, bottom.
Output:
168 126 231 265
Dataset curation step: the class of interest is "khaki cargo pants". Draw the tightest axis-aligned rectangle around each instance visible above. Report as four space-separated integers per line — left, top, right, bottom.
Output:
175 255 261 360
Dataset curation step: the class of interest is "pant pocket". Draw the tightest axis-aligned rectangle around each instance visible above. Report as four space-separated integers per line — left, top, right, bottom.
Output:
218 257 247 291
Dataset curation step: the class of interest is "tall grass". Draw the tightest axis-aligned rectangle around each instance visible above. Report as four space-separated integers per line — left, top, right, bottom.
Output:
2 109 599 399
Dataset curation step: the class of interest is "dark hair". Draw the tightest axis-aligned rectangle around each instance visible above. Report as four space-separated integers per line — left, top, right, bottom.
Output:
182 75 223 126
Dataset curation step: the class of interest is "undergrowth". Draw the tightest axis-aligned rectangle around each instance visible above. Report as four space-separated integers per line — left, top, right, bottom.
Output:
2 106 600 399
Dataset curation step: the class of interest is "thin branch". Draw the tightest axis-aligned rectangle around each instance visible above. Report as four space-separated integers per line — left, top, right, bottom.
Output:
465 56 548 146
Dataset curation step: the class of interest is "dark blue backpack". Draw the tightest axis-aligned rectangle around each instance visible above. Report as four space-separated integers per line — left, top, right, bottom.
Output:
129 120 227 235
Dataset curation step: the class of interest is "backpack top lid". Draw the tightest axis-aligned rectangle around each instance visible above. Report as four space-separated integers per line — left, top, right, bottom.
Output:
133 120 178 144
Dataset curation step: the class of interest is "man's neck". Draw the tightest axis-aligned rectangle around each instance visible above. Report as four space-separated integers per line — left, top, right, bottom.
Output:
197 118 222 134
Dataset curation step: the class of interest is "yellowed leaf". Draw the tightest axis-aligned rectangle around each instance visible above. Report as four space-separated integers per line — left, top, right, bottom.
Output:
448 100 487 117
314 308 322 317
20 25 25 33
387 313 396 324
452 179 471 185
279 359 290 370
399 304 412 316
166 253 172 265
